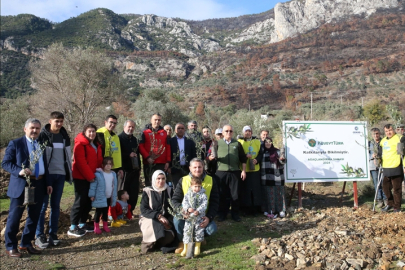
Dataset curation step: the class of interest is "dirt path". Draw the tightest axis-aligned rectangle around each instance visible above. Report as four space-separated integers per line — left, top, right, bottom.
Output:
0 182 404 270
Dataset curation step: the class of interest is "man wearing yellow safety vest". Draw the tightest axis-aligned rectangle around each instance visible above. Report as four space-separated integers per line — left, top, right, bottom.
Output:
171 158 219 254
96 115 123 184
379 124 404 213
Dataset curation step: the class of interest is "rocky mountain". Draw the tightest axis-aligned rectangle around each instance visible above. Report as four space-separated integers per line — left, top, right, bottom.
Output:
1 0 404 111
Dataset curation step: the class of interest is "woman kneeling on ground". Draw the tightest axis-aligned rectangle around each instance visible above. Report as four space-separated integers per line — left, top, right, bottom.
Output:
139 170 178 253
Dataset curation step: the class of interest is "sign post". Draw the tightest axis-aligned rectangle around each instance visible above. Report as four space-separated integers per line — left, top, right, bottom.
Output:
283 121 369 208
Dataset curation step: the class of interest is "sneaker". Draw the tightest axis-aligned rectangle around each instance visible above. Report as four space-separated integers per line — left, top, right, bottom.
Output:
48 234 61 246
279 211 286 218
376 200 384 208
67 227 86 237
79 224 94 232
381 205 393 212
35 234 49 249
393 209 401 213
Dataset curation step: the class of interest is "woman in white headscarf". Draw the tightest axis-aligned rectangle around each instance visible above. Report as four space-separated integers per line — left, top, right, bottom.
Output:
139 170 177 254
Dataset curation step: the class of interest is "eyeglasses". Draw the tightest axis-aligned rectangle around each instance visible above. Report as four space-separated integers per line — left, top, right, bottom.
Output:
108 121 117 125
224 130 233 133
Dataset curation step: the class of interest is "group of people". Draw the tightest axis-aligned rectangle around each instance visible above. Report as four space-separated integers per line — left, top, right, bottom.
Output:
2 111 287 258
369 124 405 213
3 110 403 259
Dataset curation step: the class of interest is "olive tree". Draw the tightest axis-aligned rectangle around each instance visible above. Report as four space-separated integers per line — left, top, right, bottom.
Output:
132 89 189 128
0 96 30 146
29 43 121 135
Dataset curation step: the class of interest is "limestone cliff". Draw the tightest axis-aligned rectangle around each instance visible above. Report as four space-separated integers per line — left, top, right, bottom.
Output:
271 0 400 42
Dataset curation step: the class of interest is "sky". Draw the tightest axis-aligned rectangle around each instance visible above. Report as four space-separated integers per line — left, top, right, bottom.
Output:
1 0 286 23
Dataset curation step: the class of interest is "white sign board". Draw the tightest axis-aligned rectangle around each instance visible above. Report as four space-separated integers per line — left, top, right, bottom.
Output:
283 121 369 183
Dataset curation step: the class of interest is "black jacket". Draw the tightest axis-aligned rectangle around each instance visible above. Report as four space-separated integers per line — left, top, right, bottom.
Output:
169 136 197 174
171 173 219 222
38 124 73 185
118 131 141 171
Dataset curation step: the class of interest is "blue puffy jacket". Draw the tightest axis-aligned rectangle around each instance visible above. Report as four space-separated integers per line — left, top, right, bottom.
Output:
88 170 117 208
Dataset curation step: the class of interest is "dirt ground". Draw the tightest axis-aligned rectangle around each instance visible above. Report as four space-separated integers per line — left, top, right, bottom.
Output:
0 178 404 269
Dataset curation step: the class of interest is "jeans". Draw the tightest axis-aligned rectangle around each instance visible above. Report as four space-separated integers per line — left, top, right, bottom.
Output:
371 170 387 201
36 174 65 237
173 217 217 241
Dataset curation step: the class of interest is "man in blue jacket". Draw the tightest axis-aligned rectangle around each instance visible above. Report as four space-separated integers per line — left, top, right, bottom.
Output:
2 118 47 258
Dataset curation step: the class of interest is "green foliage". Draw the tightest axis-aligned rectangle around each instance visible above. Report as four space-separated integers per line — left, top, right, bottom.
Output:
0 50 35 98
0 97 30 146
2 9 132 50
363 100 387 125
0 14 52 39
132 89 189 128
385 104 403 127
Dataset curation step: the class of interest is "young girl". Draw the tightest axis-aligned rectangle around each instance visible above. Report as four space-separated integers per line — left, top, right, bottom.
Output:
88 157 117 234
180 177 208 257
261 137 286 219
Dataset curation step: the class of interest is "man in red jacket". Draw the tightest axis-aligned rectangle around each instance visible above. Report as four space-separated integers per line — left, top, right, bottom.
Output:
139 113 171 187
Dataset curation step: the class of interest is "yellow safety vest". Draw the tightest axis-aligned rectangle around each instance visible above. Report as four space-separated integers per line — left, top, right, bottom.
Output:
238 138 261 172
97 127 122 169
380 134 401 168
182 174 212 213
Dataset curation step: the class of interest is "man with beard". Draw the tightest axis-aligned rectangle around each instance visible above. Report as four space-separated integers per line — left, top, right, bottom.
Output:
118 120 141 215
202 126 218 177
96 115 123 178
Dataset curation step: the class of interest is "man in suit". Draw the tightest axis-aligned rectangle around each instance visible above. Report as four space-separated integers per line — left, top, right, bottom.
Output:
169 123 196 188
2 118 47 258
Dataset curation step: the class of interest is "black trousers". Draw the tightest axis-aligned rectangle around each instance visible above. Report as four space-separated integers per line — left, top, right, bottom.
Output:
382 174 403 210
119 169 140 213
70 179 92 225
216 170 241 218
94 198 111 222
143 163 166 187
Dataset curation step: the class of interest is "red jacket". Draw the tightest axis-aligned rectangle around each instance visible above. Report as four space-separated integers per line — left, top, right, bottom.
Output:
139 125 171 164
72 132 103 181
108 202 132 220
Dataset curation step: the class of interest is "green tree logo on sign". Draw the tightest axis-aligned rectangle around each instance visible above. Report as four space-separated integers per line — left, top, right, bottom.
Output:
308 139 316 147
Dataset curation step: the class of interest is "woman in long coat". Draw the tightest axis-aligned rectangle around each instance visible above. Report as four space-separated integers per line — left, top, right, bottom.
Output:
261 137 286 218
139 170 177 253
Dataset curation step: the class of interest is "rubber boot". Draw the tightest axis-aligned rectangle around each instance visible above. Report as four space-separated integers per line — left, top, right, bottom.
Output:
103 221 111 233
180 243 187 257
94 222 102 234
117 219 127 224
175 241 184 254
194 242 201 256
111 220 122 227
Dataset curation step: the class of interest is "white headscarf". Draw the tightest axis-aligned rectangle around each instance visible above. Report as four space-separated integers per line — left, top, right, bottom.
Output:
151 170 167 192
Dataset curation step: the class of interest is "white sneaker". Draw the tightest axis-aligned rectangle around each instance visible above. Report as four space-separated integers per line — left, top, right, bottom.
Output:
279 211 285 218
